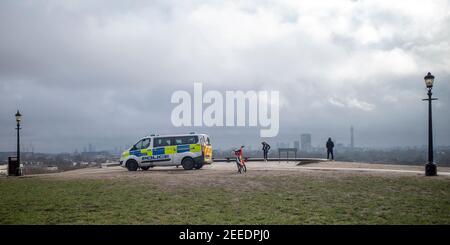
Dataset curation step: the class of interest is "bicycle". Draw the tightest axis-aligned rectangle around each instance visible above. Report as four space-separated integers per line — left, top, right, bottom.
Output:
233 146 247 174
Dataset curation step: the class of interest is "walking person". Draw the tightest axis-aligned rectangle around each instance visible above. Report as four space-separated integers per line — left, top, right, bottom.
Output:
262 141 271 162
326 138 334 160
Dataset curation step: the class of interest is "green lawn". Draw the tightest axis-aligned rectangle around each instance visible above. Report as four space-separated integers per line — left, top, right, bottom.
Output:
0 174 449 224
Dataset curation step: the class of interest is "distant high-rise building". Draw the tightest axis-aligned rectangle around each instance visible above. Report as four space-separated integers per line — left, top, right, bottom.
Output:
350 126 354 149
294 141 300 151
88 143 95 153
300 134 312 152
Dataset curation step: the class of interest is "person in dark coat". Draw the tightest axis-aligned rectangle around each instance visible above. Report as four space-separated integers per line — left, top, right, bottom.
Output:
261 142 271 162
326 138 334 160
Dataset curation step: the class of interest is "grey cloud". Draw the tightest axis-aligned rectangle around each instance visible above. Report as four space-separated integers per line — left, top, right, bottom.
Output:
0 0 449 153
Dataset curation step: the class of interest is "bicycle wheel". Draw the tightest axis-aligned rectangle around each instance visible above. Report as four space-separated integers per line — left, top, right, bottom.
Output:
242 164 247 173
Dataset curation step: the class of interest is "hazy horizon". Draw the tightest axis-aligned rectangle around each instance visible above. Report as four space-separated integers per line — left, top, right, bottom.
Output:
1 0 449 153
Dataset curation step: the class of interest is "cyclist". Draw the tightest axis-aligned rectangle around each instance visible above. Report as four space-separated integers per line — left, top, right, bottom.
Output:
233 145 247 173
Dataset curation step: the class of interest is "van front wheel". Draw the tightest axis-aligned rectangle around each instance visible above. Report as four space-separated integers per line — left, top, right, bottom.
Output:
126 160 138 171
141 166 150 171
181 158 194 170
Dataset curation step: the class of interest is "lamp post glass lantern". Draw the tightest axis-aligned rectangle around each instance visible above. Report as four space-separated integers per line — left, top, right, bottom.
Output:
15 110 22 123
424 72 434 88
423 72 437 176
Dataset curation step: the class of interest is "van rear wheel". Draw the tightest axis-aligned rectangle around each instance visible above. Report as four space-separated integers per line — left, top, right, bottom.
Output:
141 166 150 171
181 158 194 170
126 160 138 171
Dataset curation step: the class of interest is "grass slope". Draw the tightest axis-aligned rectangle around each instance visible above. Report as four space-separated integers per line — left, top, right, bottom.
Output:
0 174 449 224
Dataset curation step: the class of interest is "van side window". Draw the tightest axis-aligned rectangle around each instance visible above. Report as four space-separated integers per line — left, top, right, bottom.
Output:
173 137 183 145
131 138 150 150
184 136 198 144
154 137 171 147
141 138 151 149
169 136 198 145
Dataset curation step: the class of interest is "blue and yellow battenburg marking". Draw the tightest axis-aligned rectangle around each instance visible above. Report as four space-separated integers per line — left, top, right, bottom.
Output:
125 144 201 157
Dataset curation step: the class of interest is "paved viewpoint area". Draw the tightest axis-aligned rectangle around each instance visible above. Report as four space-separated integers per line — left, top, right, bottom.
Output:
27 161 450 180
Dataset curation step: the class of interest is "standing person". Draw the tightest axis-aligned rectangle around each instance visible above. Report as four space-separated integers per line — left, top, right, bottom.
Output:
326 138 334 160
262 142 271 162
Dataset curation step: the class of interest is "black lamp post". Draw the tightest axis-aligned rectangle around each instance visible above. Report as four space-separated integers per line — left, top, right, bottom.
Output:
15 110 22 168
423 72 437 176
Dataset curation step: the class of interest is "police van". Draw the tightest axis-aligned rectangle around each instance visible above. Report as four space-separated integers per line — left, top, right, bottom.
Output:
120 133 213 171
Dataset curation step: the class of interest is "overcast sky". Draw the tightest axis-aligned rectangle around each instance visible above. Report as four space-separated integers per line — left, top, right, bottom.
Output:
1 0 449 153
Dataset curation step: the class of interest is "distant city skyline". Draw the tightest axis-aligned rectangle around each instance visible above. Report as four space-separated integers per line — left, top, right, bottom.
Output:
2 127 450 154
